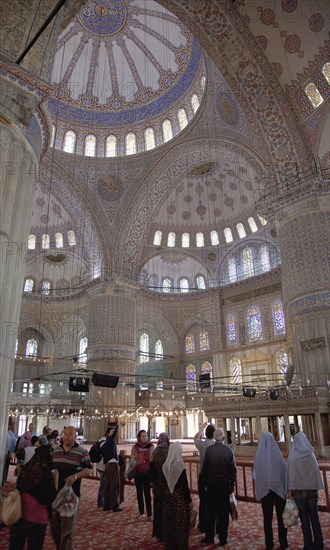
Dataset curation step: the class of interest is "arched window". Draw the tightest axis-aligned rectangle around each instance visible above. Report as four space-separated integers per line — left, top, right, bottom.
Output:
322 62 330 84
185 334 195 354
105 135 117 157
24 278 34 292
272 300 285 335
191 93 200 113
186 364 197 393
227 315 236 344
162 278 171 293
28 234 36 249
248 217 258 233
200 330 209 351
55 232 63 248
153 230 162 246
180 278 189 293
237 223 246 239
182 233 190 247
162 119 173 143
201 76 206 90
144 127 156 150
155 340 163 360
196 232 204 247
140 333 149 363
42 234 49 249
243 247 254 277
125 132 137 155
228 257 237 283
178 108 188 130
50 125 56 148
57 279 69 296
230 357 241 384
224 227 233 243
276 350 288 375
41 280 51 295
167 232 176 247
247 305 262 342
67 230 76 246
79 336 88 363
258 214 267 226
260 245 271 272
84 134 96 156
305 82 324 109
196 275 205 289
210 230 219 245
26 338 38 357
201 360 212 391
63 130 76 154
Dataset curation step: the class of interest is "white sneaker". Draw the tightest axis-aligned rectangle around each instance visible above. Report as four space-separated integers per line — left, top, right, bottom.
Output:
139 514 146 520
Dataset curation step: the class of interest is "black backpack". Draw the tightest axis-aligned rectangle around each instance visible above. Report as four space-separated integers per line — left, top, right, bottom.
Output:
89 439 103 463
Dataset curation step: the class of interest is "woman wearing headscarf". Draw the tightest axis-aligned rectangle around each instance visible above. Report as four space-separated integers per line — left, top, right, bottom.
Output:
162 441 192 550
10 444 56 550
253 432 288 550
287 432 324 550
150 432 170 542
131 429 154 519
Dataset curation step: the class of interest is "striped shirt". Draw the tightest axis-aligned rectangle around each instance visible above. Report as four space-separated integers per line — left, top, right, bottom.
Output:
52 442 92 497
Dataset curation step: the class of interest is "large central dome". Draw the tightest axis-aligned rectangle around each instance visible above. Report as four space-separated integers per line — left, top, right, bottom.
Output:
49 0 205 130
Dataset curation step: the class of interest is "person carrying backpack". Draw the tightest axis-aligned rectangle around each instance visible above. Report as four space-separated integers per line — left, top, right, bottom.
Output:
89 428 111 508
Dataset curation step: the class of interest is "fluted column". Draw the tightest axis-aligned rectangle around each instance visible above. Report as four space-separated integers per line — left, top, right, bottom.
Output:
84 283 137 440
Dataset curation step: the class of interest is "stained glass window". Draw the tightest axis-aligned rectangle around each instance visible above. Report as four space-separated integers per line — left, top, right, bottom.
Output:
84 134 96 156
153 230 162 246
247 306 262 342
42 281 50 295
140 333 149 363
196 275 205 289
200 330 209 350
196 232 204 247
125 132 137 155
210 230 219 245
191 93 200 113
260 245 271 272
55 232 63 248
272 301 285 335
185 334 195 354
162 278 171 293
105 135 117 157
237 223 246 239
24 278 34 292
50 125 56 148
63 130 76 154
144 127 156 151
224 227 233 243
305 83 324 109
182 233 190 248
68 230 76 245
178 108 188 130
276 350 288 375
180 278 189 292
79 337 88 363
201 76 206 90
186 364 197 393
42 234 49 249
26 338 38 357
28 234 36 249
162 119 173 143
167 232 176 247
322 62 330 84
230 357 241 384
243 247 254 277
248 217 258 233
228 257 237 283
155 340 163 360
227 315 236 344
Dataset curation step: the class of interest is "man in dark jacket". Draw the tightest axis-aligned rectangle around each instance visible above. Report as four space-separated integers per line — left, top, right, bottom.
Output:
201 428 237 547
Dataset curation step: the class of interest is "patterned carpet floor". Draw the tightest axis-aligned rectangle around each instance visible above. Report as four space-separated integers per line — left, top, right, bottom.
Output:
1 466 329 550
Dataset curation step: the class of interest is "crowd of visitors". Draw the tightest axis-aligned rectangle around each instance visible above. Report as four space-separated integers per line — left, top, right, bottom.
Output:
1 422 325 550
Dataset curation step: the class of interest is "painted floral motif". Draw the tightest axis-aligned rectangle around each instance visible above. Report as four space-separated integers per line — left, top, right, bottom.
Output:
281 0 298 13
309 13 324 33
256 35 268 50
271 62 283 78
258 7 278 27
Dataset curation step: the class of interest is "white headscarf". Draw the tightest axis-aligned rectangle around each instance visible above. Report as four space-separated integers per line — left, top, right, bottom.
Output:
162 441 185 494
287 432 323 491
253 432 287 501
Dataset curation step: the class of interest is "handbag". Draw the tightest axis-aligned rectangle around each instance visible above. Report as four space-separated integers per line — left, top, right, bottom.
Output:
52 484 79 518
124 458 137 480
1 489 22 526
229 492 238 521
282 498 299 527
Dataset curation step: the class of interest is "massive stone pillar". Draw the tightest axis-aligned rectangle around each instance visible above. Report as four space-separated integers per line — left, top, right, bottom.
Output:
0 60 51 482
84 283 137 441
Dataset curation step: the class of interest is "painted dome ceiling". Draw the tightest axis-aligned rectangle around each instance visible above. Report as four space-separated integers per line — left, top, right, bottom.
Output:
49 0 205 128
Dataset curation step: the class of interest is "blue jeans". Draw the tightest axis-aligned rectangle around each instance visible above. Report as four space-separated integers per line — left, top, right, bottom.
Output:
292 490 324 550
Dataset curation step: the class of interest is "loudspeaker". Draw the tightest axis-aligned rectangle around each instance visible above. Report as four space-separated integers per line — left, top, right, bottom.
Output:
92 372 119 388
269 389 278 401
199 373 211 389
243 387 256 398
69 377 90 392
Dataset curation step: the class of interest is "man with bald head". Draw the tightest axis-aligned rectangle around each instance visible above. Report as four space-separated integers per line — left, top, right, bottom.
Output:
201 428 237 547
